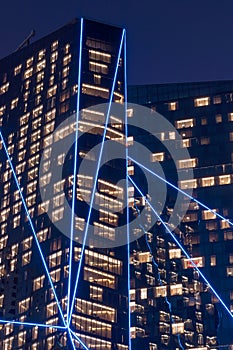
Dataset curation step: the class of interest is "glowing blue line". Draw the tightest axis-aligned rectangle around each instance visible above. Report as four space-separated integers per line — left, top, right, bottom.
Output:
123 30 132 350
128 157 233 227
0 319 66 330
128 175 233 320
70 329 90 350
134 202 184 349
67 17 84 324
67 328 77 350
68 29 126 326
0 131 66 327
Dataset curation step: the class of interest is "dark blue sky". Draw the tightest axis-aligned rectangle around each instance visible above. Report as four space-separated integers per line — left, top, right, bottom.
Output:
0 0 233 85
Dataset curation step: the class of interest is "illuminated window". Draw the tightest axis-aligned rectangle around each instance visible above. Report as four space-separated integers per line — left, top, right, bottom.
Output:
206 221 218 231
178 158 197 168
26 56 34 68
230 132 233 141
52 208 64 222
202 210 217 220
201 177 215 187
201 117 207 125
24 67 33 79
33 275 45 291
22 251 32 266
50 51 58 63
22 236 33 251
172 323 184 334
14 64 22 75
228 112 233 121
213 95 222 104
200 137 210 145
38 49 46 60
180 137 191 147
179 179 197 189
84 267 116 289
11 97 19 110
176 118 194 129
227 267 233 277
0 82 9 95
183 257 204 268
169 249 181 259
82 83 109 99
51 40 58 51
194 97 210 107
94 74 101 85
215 114 222 123
137 252 151 263
50 268 61 282
221 220 230 229
18 297 30 313
154 286 167 297
0 105 6 116
219 175 231 185
37 228 50 242
47 85 57 98
89 61 108 74
37 200 50 215
89 49 111 63
33 105 43 118
170 284 182 296
49 251 62 268
224 231 233 240
37 71 44 82
169 131 176 139
13 215 20 228
209 232 218 242
140 288 147 299
36 59 46 72
90 285 103 301
168 101 178 111
46 301 58 318
63 54 71 66
210 255 216 266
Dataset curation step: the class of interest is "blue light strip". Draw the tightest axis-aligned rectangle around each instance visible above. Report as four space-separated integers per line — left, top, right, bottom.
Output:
0 319 66 330
70 329 90 350
0 131 66 327
123 30 132 350
129 156 233 227
67 17 84 322
128 175 233 319
68 29 126 326
134 201 184 349
68 328 79 350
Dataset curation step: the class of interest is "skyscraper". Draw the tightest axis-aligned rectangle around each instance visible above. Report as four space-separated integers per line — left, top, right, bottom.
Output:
0 18 129 349
0 17 230 350
128 81 233 347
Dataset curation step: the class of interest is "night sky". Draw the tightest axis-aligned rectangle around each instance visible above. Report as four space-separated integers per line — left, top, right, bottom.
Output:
0 0 233 85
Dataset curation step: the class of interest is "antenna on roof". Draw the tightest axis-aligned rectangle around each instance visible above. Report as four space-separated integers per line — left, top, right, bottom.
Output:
16 29 36 51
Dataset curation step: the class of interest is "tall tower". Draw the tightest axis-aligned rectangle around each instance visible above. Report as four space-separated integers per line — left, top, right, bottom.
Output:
0 18 129 349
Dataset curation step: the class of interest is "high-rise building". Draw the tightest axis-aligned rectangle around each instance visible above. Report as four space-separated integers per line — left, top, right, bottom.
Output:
0 17 230 350
0 18 129 349
128 81 233 347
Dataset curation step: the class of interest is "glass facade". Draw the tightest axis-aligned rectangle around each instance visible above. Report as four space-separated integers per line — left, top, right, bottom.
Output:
128 81 233 348
0 17 232 350
0 19 128 349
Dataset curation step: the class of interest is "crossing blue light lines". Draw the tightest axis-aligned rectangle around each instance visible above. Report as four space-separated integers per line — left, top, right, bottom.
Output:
129 156 233 227
128 174 233 320
0 130 66 328
67 28 126 327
